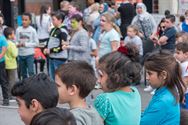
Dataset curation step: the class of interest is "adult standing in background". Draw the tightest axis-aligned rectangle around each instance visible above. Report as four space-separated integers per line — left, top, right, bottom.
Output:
131 3 156 39
0 13 7 36
118 0 136 39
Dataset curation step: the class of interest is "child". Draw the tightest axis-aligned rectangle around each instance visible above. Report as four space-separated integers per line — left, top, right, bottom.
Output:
43 11 68 80
94 43 142 125
16 12 39 79
124 25 143 56
85 24 97 73
4 27 18 99
0 35 9 106
34 47 46 74
175 42 188 109
11 73 59 125
30 107 76 125
140 50 186 124
55 60 104 125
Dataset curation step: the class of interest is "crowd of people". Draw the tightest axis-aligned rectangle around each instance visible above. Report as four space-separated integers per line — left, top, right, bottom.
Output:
0 0 188 125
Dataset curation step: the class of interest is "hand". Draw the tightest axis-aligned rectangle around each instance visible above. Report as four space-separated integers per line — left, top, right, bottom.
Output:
62 40 69 46
62 45 69 50
43 48 50 55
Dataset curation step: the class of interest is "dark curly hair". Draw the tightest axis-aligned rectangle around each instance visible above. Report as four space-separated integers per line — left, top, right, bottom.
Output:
98 43 142 91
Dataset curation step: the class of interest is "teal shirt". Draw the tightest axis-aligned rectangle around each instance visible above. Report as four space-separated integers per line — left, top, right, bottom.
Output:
0 36 8 62
140 87 180 125
94 87 141 125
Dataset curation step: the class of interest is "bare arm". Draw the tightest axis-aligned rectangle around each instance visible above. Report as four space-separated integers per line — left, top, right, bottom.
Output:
111 40 120 51
158 36 168 45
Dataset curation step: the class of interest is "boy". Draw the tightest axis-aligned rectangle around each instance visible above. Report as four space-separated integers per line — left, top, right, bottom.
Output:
11 73 59 125
16 12 39 79
175 41 188 109
158 14 177 52
0 35 9 106
4 27 18 99
55 61 104 125
43 11 68 80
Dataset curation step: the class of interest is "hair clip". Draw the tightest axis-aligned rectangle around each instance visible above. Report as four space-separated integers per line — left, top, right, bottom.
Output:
117 46 128 56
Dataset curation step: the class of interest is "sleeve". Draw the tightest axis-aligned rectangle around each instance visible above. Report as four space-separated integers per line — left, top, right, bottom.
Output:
140 101 167 125
25 28 39 47
94 94 112 120
164 28 176 40
68 32 88 52
15 28 20 44
91 39 97 50
109 31 120 42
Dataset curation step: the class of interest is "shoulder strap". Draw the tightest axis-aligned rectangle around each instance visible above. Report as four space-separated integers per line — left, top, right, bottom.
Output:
138 19 147 38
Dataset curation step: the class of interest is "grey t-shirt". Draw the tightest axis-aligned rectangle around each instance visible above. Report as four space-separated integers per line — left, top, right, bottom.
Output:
70 106 104 125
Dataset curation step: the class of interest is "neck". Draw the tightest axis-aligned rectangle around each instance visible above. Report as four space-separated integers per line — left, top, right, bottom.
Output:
105 26 113 32
118 86 132 92
69 98 87 109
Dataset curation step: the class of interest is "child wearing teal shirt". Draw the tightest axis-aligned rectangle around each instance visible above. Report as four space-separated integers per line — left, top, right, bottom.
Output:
140 50 186 125
95 43 142 125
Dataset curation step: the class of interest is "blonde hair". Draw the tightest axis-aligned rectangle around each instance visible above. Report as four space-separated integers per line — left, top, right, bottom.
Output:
127 25 139 36
102 12 121 35
90 3 100 13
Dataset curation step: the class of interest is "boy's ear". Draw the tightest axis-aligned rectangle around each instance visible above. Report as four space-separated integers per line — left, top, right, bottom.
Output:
30 99 43 113
68 85 78 96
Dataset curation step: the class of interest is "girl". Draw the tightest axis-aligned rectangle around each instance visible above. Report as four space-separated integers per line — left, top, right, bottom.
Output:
98 12 121 58
124 25 143 56
140 50 186 125
95 43 142 125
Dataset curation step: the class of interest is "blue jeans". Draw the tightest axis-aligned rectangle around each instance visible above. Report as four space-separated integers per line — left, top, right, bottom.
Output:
18 55 34 79
49 58 66 80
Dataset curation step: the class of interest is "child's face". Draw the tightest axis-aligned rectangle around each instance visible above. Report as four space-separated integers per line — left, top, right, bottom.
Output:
16 97 35 125
52 16 62 27
146 70 166 89
165 19 173 28
174 49 187 62
127 28 136 37
22 15 31 28
9 31 15 40
71 19 79 31
97 69 108 91
55 75 70 103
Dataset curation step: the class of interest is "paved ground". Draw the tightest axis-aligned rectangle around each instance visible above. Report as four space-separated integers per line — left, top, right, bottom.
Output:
0 83 152 125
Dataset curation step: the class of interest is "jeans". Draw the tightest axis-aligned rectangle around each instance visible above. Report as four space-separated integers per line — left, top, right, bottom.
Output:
49 58 66 80
0 61 9 100
18 55 34 79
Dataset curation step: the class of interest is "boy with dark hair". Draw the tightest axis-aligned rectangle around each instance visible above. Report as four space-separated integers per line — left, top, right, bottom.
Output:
43 11 68 80
11 73 59 125
16 12 39 79
55 60 103 125
158 14 177 51
4 27 18 100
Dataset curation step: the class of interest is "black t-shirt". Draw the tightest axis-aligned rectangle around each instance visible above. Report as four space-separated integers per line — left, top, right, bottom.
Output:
161 27 176 51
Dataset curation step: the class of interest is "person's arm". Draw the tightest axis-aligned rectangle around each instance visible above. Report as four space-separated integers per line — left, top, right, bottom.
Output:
158 35 168 45
0 46 7 59
111 41 120 51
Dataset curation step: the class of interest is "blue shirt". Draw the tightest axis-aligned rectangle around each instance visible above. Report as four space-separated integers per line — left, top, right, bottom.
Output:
140 87 180 125
161 27 176 51
0 36 8 62
94 87 141 125
182 21 188 32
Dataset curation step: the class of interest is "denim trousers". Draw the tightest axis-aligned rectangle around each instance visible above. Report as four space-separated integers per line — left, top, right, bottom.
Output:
49 58 66 80
0 61 9 100
18 55 34 79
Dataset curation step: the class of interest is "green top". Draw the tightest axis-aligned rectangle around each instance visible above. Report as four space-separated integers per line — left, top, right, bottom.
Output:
94 87 141 125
